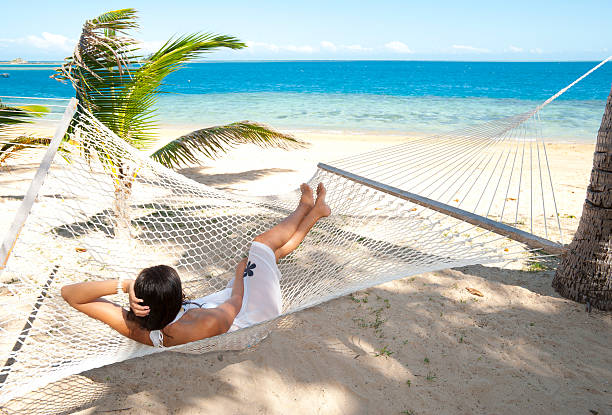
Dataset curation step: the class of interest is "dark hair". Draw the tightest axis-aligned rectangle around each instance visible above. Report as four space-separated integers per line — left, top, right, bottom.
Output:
126 265 184 331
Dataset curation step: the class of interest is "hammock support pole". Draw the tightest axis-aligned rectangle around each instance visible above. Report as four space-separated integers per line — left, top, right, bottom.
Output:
0 98 78 275
318 163 566 255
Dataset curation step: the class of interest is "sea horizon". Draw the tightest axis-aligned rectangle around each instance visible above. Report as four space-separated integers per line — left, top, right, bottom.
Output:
0 59 608 63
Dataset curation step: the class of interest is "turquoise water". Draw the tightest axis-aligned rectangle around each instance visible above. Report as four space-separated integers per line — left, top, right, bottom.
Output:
0 61 610 140
155 92 604 139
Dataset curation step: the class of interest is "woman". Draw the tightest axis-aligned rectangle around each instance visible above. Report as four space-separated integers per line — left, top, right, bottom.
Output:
61 183 331 347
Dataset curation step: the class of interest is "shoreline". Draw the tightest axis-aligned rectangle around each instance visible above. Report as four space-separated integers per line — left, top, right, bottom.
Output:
156 124 600 145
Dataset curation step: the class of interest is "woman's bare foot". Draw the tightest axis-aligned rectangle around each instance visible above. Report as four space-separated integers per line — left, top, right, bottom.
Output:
313 183 331 217
299 183 315 209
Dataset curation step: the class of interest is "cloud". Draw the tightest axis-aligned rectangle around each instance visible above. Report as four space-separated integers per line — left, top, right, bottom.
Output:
25 32 75 51
529 48 543 54
285 45 316 53
344 44 372 52
242 40 376 55
245 41 315 53
451 44 490 53
246 41 280 52
508 45 523 53
320 41 337 51
385 41 413 53
0 32 76 52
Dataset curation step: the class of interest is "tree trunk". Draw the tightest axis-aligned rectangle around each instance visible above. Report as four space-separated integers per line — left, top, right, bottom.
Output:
552 85 612 311
112 164 135 240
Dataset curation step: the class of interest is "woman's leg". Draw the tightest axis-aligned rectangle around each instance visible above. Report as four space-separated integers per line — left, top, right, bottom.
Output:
274 183 331 261
253 183 314 252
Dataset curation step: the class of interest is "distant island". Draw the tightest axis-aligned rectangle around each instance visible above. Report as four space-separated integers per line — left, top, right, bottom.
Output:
9 58 28 64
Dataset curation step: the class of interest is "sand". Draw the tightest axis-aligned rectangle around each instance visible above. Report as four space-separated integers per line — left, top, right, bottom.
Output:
1 129 610 415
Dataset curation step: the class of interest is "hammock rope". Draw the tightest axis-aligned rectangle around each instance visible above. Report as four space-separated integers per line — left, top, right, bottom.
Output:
0 58 609 403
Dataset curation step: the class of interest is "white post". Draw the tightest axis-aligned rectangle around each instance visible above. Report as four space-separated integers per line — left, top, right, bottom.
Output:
0 98 78 274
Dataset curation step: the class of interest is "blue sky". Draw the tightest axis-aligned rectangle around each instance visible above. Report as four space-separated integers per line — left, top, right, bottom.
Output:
1 0 610 61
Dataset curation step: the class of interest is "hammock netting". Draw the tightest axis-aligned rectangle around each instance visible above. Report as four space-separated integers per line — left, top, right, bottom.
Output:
0 59 607 404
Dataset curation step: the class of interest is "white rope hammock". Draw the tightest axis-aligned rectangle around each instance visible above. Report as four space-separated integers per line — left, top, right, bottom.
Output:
0 58 608 404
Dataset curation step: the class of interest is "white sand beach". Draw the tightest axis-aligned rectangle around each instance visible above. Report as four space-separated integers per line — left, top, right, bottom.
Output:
1 130 610 415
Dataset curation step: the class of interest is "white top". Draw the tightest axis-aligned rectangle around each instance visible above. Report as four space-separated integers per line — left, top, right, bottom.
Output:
149 241 282 348
149 286 249 347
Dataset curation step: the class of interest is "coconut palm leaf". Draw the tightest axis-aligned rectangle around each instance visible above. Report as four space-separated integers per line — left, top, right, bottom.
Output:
0 100 49 126
55 9 138 88
52 9 142 142
0 100 53 166
115 33 246 148
151 122 307 168
0 136 54 165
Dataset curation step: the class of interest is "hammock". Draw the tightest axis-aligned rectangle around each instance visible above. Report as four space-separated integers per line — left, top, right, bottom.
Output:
0 58 608 404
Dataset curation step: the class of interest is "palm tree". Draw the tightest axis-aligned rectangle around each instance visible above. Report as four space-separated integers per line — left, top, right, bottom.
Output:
53 8 303 162
552 86 612 311
51 8 304 236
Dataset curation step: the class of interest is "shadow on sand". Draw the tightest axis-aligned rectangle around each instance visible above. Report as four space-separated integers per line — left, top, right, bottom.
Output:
2 169 610 415
177 167 295 188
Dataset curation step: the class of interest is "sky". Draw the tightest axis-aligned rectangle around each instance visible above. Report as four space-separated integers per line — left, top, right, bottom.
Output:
0 0 611 62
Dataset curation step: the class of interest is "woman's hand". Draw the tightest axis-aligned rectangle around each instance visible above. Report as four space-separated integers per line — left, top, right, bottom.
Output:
127 279 149 317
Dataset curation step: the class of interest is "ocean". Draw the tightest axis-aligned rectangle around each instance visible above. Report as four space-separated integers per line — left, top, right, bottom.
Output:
0 61 610 141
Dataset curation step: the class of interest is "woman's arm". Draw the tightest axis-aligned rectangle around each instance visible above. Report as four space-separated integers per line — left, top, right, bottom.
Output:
198 259 246 334
61 279 129 306
62 260 247 347
216 258 246 328
61 279 152 345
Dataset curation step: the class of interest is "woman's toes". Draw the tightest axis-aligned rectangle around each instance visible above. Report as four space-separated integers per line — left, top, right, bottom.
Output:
300 183 314 207
316 182 326 196
314 183 331 217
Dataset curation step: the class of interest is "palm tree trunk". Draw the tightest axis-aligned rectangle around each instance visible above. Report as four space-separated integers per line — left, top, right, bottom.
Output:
112 165 134 240
552 86 612 311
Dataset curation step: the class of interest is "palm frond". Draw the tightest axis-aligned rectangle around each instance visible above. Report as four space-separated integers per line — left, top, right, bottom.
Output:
52 8 141 108
92 8 139 37
114 33 247 147
0 100 53 166
150 122 307 168
0 100 49 127
148 33 245 62
0 136 53 165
